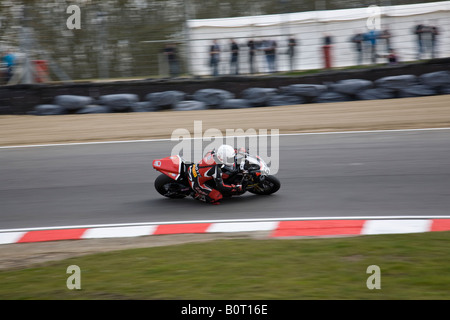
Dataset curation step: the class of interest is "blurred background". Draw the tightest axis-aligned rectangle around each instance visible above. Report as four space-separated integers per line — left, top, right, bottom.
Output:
0 0 448 83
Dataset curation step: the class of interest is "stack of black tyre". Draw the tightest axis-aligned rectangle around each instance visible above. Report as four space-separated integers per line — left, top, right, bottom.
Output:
31 71 450 115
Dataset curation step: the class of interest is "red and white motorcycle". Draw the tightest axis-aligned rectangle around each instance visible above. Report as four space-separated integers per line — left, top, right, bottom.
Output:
152 151 280 200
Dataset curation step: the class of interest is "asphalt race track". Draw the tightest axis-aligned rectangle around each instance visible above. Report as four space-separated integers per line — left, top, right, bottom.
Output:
1 129 450 230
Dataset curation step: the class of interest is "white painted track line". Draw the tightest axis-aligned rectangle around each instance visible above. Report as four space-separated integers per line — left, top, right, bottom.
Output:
1 127 450 149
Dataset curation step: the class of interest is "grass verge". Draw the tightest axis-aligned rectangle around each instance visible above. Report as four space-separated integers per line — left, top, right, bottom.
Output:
0 231 449 300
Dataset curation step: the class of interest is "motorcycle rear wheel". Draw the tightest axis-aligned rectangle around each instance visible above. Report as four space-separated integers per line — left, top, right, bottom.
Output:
154 174 190 199
247 175 281 195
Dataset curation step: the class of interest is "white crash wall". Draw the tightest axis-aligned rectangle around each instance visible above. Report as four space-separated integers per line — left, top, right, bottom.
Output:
186 1 450 75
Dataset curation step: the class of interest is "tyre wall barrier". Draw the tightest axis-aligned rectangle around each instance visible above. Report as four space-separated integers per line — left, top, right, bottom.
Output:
29 70 450 116
1 58 449 115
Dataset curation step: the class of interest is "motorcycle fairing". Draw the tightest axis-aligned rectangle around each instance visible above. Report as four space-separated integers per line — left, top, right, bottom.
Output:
153 155 183 180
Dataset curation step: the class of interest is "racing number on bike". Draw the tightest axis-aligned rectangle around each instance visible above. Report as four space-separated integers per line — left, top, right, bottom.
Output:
192 164 199 178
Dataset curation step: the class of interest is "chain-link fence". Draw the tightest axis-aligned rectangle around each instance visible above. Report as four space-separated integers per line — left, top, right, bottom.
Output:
0 0 447 84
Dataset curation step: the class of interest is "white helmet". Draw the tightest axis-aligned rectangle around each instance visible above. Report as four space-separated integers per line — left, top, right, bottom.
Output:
215 144 236 166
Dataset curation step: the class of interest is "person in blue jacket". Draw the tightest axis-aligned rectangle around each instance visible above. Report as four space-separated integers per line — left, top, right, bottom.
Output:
2 50 15 83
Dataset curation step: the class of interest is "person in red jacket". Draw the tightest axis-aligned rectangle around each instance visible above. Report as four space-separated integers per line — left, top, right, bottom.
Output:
188 144 243 205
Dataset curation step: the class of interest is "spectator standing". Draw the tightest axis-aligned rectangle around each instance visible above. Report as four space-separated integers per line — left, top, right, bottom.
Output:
414 23 425 59
351 32 364 65
431 25 439 58
287 36 297 71
229 39 239 75
209 40 220 77
264 39 277 73
422 25 433 58
247 39 256 74
380 28 392 54
364 29 380 64
322 34 333 69
2 50 15 83
163 43 179 78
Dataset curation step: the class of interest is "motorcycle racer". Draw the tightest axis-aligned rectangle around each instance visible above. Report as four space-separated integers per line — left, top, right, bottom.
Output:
187 144 243 205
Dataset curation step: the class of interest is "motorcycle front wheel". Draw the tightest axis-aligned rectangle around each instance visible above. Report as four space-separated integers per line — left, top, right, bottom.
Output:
154 174 190 199
247 175 281 195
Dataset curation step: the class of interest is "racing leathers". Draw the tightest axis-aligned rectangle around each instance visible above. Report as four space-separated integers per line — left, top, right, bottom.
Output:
187 150 242 204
